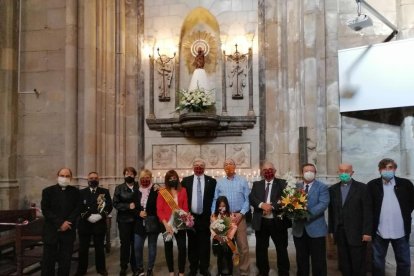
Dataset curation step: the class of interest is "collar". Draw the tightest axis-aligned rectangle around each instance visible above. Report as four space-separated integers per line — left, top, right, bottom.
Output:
341 179 352 186
382 177 396 186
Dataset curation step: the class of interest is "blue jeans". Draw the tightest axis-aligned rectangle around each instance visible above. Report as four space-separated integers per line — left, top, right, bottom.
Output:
372 235 411 276
134 232 159 270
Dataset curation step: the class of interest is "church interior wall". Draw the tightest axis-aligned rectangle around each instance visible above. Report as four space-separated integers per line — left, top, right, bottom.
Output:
0 0 413 210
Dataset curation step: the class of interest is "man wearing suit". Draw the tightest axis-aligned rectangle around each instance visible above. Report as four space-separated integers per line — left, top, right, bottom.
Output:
41 167 80 276
328 163 372 276
181 158 217 276
367 158 414 276
292 163 330 276
249 161 291 276
75 172 113 276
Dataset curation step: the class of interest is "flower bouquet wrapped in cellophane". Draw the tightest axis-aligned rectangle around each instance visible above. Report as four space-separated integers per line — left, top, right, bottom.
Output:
278 172 310 221
210 214 239 265
163 209 195 242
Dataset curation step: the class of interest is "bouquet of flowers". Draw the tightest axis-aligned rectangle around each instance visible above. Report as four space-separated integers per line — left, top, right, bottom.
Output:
175 85 214 112
277 172 309 221
210 215 233 240
163 209 195 241
210 215 239 265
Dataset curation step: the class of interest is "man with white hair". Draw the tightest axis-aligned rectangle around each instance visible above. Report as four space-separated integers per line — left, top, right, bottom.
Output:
211 159 250 276
181 158 217 276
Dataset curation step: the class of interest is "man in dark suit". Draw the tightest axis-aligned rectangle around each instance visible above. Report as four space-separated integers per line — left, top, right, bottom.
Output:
249 161 291 276
75 172 113 276
367 158 414 276
328 163 372 276
181 158 217 276
292 163 330 276
41 167 80 276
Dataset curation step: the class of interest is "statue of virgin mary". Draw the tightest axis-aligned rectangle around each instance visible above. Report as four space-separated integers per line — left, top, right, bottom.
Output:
188 47 211 92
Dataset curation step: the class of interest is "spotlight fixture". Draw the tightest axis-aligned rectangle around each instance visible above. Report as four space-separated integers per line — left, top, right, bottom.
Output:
347 14 373 31
346 1 372 31
347 0 398 41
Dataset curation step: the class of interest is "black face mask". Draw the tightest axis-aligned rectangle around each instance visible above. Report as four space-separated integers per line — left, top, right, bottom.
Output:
124 176 135 184
88 180 99 188
168 179 179 188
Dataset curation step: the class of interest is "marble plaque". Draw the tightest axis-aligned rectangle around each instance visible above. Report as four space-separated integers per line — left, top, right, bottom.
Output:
177 145 201 168
226 143 251 168
201 144 226 168
152 145 177 169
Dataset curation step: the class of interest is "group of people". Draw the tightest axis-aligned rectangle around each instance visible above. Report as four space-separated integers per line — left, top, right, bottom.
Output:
40 157 413 276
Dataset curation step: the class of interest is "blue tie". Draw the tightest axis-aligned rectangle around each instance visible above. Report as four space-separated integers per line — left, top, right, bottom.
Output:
197 176 202 214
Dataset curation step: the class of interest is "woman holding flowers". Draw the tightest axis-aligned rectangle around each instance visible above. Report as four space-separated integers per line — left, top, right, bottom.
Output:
156 170 189 276
210 196 238 276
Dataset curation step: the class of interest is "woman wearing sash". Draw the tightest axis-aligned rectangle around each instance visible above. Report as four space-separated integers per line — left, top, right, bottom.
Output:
156 170 189 276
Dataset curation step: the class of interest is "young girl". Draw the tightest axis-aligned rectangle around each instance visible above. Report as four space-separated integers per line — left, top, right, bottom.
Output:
210 196 238 276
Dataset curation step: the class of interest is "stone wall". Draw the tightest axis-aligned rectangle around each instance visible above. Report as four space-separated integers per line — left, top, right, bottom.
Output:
1 0 412 209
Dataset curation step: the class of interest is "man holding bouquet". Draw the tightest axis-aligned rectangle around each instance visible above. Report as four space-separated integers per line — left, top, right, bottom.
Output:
249 161 291 276
292 163 330 276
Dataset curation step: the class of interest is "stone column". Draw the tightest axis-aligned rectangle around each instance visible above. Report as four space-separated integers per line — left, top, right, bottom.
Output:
0 0 19 209
65 0 78 176
78 0 97 178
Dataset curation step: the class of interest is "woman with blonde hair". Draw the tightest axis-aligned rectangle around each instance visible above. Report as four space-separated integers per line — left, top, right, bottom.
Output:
133 169 159 276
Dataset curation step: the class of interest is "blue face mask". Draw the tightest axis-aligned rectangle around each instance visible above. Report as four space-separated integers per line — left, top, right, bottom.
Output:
381 170 395 181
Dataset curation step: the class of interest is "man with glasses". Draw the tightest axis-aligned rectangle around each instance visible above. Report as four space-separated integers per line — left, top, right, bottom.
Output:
211 159 250 276
182 158 216 276
367 158 414 276
41 168 80 276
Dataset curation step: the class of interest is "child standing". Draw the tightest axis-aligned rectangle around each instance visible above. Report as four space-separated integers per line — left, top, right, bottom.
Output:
210 196 238 276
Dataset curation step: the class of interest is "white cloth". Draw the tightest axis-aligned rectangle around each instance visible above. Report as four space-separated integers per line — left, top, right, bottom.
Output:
189 69 209 91
377 178 405 239
139 184 152 209
87 214 102 223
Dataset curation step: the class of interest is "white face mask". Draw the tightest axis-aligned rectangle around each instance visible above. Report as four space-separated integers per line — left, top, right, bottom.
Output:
58 176 71 187
303 171 315 182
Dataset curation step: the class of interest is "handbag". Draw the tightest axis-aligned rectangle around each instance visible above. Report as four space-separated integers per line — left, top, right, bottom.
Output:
145 215 160 233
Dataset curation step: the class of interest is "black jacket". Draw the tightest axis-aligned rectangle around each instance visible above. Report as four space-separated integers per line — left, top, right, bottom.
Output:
113 182 139 223
181 174 217 229
41 184 80 244
78 186 113 234
328 179 372 246
249 178 291 231
367 176 414 237
134 186 159 235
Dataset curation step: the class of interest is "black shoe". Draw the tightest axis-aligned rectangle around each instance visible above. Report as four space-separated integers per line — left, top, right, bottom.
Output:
147 268 153 276
97 270 108 276
134 267 145 276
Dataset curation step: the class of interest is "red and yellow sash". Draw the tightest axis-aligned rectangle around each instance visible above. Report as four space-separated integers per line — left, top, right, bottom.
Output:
158 188 179 211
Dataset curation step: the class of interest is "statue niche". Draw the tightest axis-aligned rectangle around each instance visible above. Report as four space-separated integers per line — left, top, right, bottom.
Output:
146 7 256 138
